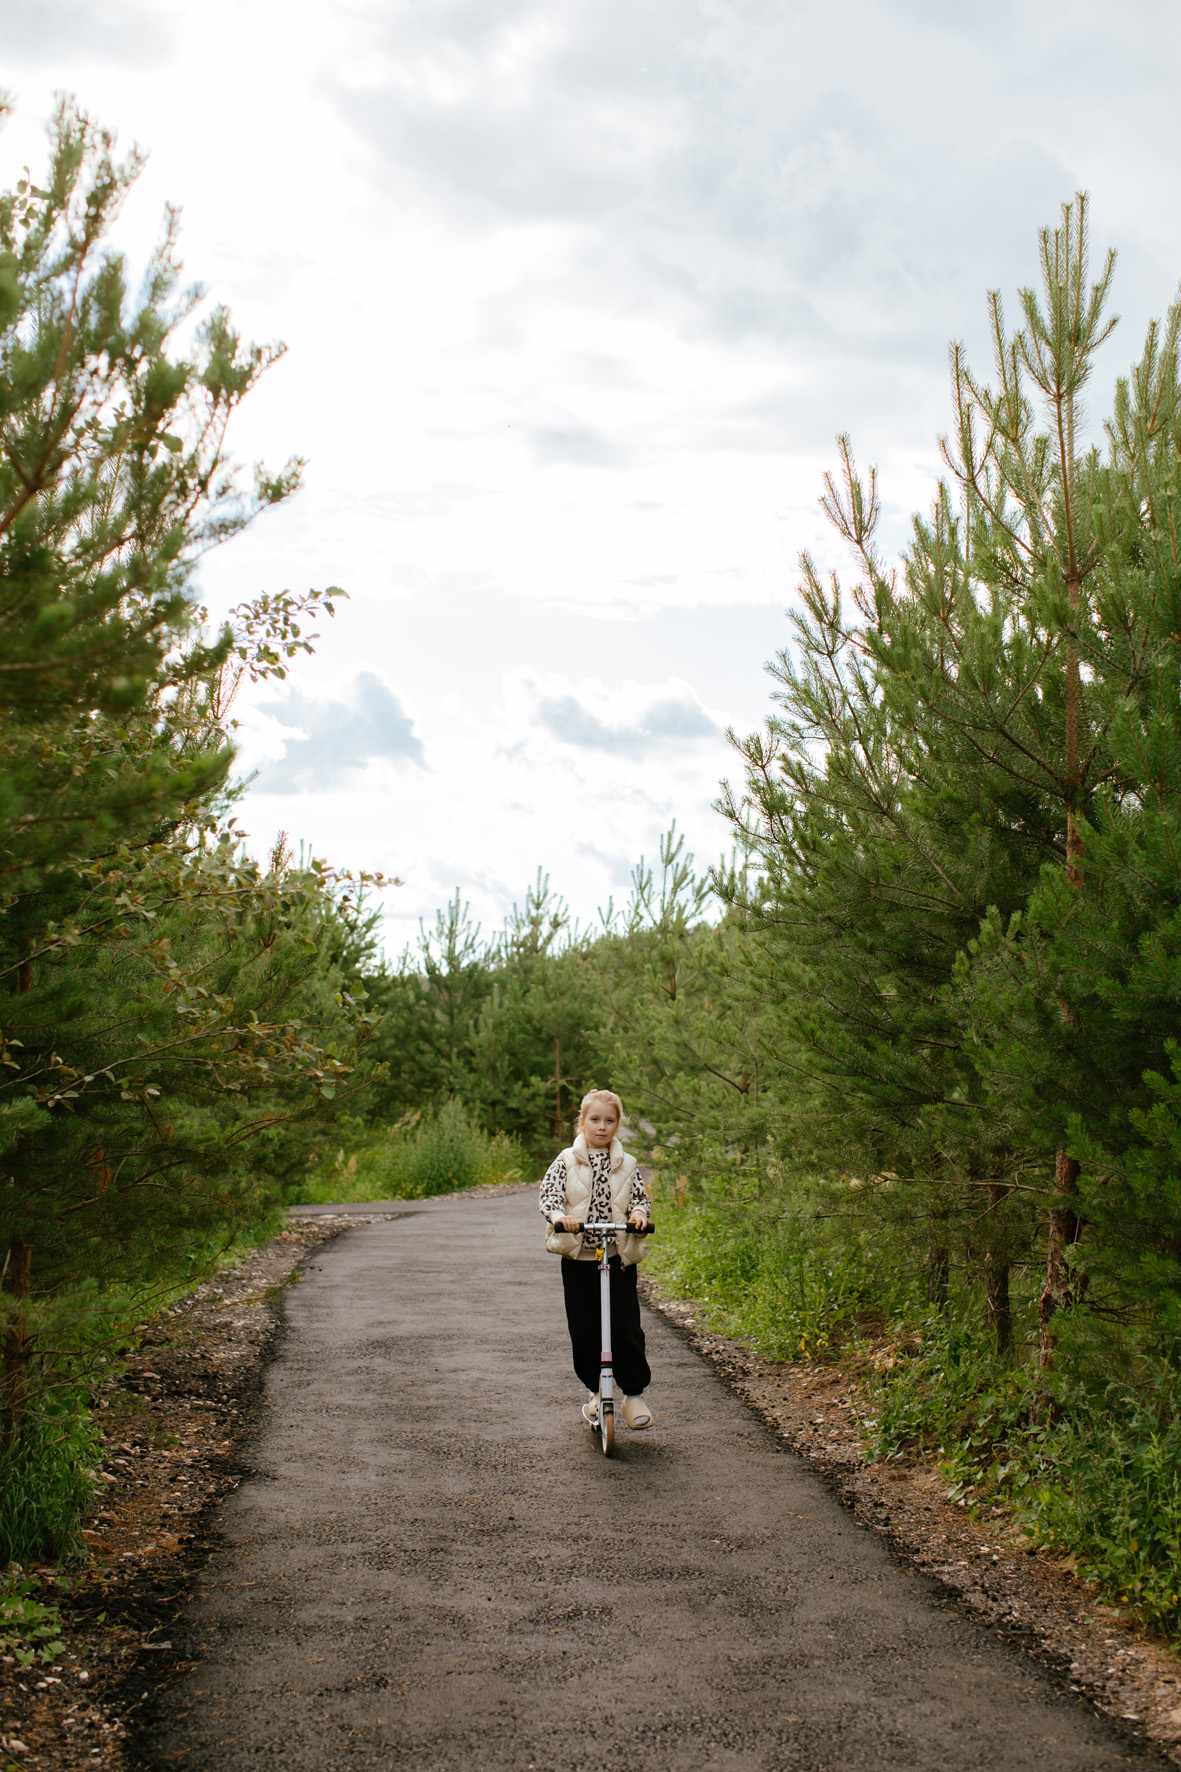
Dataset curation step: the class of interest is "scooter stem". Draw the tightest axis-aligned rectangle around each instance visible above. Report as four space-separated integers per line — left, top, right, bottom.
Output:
599 1243 614 1411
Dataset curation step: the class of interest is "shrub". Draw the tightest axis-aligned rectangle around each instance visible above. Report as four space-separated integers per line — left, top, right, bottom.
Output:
870 1326 1181 1634
1013 1366 1181 1635
297 1100 526 1203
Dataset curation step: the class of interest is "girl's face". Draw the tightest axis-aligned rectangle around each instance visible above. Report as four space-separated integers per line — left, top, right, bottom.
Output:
582 1104 619 1149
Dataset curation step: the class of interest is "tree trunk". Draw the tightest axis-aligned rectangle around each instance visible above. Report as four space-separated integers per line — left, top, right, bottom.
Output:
926 1241 949 1309
985 1253 1012 1355
1063 578 1083 891
983 1183 1012 1355
1 1241 32 1455
1038 1149 1082 1370
1041 568 1084 1366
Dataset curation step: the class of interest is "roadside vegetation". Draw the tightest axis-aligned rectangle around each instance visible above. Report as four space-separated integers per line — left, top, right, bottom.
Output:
623 193 1181 1641
0 102 384 1566
300 1102 525 1204
5 96 1181 1644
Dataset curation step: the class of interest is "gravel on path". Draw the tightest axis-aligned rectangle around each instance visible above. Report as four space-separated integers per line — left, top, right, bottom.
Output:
136 1190 1165 1771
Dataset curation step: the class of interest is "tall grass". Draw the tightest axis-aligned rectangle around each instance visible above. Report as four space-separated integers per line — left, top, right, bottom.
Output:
297 1099 526 1204
646 1170 922 1357
1022 1367 1181 1629
867 1314 1181 1634
0 1379 100 1565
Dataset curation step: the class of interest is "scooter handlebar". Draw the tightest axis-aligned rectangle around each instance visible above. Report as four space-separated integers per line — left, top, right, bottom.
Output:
551 1219 656 1236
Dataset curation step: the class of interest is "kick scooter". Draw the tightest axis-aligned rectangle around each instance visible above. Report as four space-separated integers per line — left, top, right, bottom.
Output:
563 1218 655 1456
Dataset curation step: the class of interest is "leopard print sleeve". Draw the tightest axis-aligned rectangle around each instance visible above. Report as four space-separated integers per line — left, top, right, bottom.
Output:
539 1156 568 1220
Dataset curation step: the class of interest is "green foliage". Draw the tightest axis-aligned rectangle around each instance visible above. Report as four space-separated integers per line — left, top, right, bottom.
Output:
1021 1367 1181 1634
0 100 304 896
592 830 771 1169
368 892 490 1109
0 1576 66 1669
2 841 382 1298
0 1376 99 1565
0 102 378 1559
0 102 377 1284
866 1311 1181 1636
865 1307 1032 1467
298 1100 525 1203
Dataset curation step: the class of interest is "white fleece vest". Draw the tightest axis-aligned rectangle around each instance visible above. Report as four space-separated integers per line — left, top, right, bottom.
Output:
544 1133 648 1267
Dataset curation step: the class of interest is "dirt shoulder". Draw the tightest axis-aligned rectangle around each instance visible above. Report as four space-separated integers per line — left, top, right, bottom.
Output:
639 1273 1181 1767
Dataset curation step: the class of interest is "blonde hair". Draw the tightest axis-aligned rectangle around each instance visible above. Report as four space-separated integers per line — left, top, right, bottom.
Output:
576 1088 625 1134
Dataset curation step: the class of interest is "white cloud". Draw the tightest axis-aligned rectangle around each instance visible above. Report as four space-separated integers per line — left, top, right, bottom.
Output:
5 0 1181 947
238 672 424 795
527 674 719 754
0 0 173 63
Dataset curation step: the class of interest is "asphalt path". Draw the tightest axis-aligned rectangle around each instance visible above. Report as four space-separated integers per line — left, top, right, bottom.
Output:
143 1191 1161 1771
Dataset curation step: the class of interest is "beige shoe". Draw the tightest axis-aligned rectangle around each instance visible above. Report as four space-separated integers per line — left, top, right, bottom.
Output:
622 1394 652 1429
581 1392 600 1427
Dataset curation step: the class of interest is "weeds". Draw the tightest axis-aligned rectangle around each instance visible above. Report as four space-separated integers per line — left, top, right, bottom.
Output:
1011 1369 1181 1635
0 1575 65 1669
646 1170 920 1358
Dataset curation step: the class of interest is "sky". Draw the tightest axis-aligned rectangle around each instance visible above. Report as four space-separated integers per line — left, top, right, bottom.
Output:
4 0 1181 956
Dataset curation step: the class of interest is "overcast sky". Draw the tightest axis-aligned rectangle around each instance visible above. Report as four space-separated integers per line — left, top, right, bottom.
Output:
4 0 1181 954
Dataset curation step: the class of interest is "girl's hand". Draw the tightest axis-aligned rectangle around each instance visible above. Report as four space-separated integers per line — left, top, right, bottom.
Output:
628 1212 649 1230
557 1215 581 1233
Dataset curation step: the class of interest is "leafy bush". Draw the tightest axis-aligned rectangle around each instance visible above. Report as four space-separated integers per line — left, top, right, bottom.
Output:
1023 1366 1181 1633
0 1577 65 1669
870 1326 1181 1634
297 1100 525 1203
865 1305 1033 1466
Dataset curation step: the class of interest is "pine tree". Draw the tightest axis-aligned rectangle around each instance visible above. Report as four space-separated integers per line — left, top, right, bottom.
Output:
723 196 1146 1354
594 829 771 1185
367 892 490 1112
957 281 1181 1359
367 874 610 1157
0 101 304 895
0 103 373 1482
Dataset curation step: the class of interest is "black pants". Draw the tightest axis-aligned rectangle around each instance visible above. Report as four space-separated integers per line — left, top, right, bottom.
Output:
561 1256 651 1396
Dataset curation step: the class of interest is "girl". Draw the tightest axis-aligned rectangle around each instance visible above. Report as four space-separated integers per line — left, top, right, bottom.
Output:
539 1088 654 1430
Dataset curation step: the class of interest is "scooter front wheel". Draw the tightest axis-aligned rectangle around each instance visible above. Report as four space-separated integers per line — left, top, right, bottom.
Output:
600 1401 615 1455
